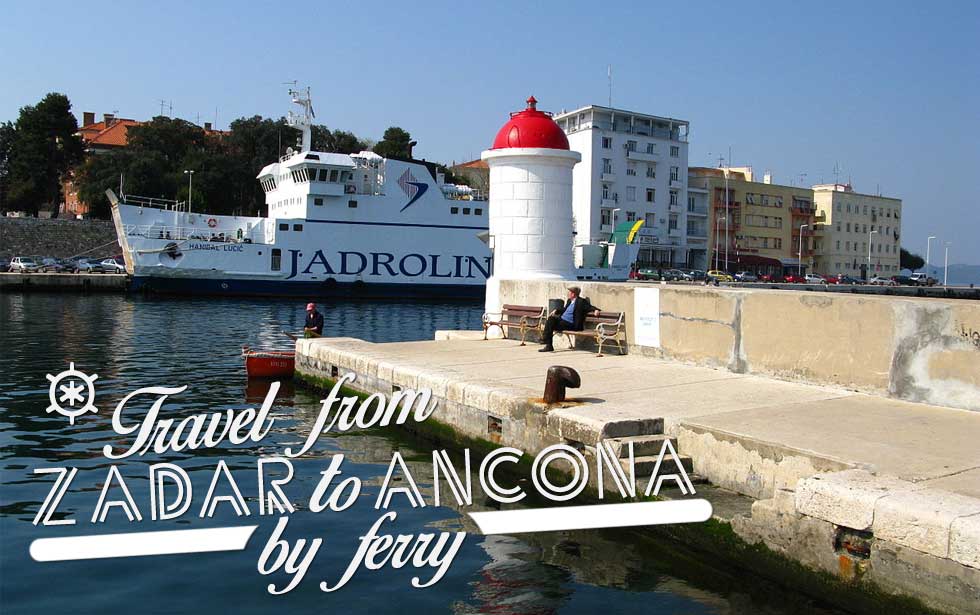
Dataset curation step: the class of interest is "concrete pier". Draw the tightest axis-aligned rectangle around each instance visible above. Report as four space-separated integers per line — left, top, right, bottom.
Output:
296 334 980 614
0 272 127 292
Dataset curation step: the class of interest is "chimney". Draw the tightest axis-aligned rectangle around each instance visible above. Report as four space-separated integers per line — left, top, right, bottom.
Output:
763 171 772 184
204 122 212 131
103 113 115 127
82 111 95 126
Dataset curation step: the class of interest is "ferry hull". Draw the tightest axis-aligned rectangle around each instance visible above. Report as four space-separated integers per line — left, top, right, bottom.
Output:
129 275 485 300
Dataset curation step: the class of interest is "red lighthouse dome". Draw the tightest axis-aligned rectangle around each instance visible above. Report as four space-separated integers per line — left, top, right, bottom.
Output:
491 96 569 150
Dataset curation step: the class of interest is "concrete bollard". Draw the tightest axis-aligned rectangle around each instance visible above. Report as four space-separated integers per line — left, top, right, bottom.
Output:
543 365 581 404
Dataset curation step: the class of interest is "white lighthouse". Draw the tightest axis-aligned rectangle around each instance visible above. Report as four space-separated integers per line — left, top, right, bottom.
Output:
481 96 581 312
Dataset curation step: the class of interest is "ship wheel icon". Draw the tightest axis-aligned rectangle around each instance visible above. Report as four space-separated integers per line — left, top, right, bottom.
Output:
46 362 99 425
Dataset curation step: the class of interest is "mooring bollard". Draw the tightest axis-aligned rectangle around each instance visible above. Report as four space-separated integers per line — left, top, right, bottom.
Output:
543 365 581 404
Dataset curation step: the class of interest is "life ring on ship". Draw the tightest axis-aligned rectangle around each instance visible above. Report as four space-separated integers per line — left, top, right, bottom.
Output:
207 218 218 228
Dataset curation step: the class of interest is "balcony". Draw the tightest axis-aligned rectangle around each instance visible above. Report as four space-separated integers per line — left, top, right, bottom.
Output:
626 150 660 163
687 230 708 239
600 195 619 207
669 179 684 189
668 203 682 213
601 172 615 182
686 207 708 216
792 227 815 237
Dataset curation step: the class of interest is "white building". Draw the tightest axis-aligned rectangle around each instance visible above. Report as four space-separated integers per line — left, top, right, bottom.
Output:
553 105 701 268
812 183 903 279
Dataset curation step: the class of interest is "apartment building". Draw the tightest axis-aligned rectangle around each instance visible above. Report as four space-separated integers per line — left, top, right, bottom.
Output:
688 167 816 275
553 106 701 268
812 183 902 278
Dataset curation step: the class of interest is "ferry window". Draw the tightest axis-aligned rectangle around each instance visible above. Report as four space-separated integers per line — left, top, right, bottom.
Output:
475 208 483 215
330 169 339 182
271 249 282 271
348 200 358 208
293 224 303 231
450 207 459 214
318 169 328 181
314 198 323 206
463 208 471 215
279 223 288 231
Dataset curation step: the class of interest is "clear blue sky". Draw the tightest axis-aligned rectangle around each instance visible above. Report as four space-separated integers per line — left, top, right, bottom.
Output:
2 0 978 264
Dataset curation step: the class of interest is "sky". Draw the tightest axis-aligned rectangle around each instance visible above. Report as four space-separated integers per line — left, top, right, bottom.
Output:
2 0 978 264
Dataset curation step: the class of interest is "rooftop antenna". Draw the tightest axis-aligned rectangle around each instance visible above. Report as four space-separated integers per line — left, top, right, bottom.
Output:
157 100 173 117
832 161 842 184
798 172 807 187
607 65 612 107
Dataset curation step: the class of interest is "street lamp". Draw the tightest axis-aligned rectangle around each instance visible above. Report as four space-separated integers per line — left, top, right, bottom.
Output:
798 224 809 276
944 242 951 286
926 235 936 275
183 170 195 214
868 229 878 279
714 216 727 271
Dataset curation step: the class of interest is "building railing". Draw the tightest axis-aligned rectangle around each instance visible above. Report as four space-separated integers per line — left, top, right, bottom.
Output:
123 194 187 211
123 224 271 245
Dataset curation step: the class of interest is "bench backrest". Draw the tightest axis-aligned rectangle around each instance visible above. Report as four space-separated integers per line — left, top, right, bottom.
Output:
501 304 546 319
584 311 625 326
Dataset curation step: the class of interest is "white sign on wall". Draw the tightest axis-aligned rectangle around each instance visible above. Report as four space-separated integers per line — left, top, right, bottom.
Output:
634 287 661 348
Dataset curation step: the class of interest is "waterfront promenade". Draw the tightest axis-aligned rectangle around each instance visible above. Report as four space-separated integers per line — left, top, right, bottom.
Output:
296 333 980 614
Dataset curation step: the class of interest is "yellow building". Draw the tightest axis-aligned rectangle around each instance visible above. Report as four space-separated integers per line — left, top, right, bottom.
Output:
812 183 902 278
688 167 816 275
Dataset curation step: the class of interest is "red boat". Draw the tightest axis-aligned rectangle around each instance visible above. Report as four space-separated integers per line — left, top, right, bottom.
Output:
242 346 295 379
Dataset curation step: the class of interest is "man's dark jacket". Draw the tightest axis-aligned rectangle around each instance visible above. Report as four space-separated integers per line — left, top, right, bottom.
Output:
557 296 599 331
305 310 324 335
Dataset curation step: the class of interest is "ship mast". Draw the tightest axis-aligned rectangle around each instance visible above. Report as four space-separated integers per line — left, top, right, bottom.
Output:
287 86 314 153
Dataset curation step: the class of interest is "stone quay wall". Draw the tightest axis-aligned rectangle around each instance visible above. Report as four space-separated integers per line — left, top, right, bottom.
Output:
0 217 120 260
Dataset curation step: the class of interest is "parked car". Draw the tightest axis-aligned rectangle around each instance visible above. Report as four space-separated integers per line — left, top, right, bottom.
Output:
634 268 661 281
663 268 692 281
890 275 914 286
101 258 126 273
734 271 759 282
685 269 707 281
869 275 897 286
759 273 784 283
706 270 734 282
829 274 862 285
782 273 806 283
804 273 827 284
0 258 9 272
908 272 937 286
8 256 41 273
72 258 105 273
39 257 67 273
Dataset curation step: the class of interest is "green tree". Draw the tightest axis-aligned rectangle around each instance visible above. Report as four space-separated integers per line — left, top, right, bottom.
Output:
0 121 15 213
311 125 369 154
900 248 925 271
6 93 83 216
372 126 413 160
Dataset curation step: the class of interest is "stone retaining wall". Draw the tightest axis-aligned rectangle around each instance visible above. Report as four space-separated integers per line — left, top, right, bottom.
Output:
0 217 119 260
497 279 980 412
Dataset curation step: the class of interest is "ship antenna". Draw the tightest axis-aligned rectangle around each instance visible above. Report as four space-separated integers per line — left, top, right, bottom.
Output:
285 84 314 153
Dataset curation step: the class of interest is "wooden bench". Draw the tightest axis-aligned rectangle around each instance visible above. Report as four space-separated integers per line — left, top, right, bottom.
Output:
482 304 546 345
559 311 627 357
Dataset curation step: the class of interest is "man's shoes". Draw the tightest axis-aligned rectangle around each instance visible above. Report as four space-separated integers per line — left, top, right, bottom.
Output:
538 346 554 352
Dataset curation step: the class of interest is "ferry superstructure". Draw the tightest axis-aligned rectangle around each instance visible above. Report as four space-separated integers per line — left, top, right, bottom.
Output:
109 88 490 298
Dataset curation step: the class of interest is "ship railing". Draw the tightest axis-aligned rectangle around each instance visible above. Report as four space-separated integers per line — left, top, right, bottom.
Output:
122 224 270 244
123 194 187 211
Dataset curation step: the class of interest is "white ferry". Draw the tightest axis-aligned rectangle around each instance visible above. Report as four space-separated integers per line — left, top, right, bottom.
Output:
108 88 490 298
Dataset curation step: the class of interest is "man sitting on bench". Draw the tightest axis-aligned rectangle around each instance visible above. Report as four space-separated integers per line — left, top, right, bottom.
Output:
539 286 600 352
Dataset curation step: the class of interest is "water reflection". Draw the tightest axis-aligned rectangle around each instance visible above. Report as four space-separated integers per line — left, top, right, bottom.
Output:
1 293 845 615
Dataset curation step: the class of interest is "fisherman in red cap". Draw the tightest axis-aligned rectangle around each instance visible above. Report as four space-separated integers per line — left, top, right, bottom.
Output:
304 302 324 338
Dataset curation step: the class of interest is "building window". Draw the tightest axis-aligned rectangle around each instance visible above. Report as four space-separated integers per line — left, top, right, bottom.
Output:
646 212 656 226
669 190 678 206
746 193 756 204
626 140 637 152
687 195 695 210
646 143 656 154
314 198 323 206
836 240 840 250
348 200 358 208
646 188 655 203
670 145 679 157
626 211 636 222
646 165 655 178
602 184 611 200
668 215 678 231
271 249 282 271
601 209 612 226
626 164 636 176
601 136 612 149
293 224 303 231
278 223 288 231
602 158 612 174
669 166 679 182
626 186 636 202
